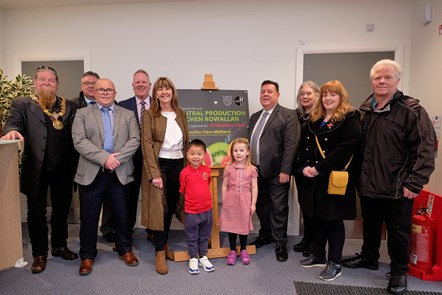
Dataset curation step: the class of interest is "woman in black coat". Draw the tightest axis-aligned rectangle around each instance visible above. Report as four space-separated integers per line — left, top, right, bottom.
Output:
298 80 361 281
293 81 320 257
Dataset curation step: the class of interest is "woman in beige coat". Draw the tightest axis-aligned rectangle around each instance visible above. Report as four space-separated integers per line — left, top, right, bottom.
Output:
140 77 189 274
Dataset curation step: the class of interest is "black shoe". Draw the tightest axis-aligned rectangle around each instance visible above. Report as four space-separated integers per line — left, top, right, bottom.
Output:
275 245 288 262
293 237 310 252
319 261 342 281
302 249 312 257
342 253 379 270
51 247 78 260
249 236 272 248
299 254 327 268
103 232 115 243
387 274 407 295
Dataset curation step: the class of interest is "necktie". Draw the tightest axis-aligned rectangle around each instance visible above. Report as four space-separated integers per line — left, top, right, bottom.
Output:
88 101 96 106
101 107 113 152
250 111 269 165
139 101 146 127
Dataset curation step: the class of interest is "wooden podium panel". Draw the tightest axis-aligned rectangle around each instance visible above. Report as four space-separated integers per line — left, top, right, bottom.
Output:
0 141 24 270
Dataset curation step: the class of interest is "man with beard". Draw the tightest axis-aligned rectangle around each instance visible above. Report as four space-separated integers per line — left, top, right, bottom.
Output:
118 69 152 235
1 66 79 273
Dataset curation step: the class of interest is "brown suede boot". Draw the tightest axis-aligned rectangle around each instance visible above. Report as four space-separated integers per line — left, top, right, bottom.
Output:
155 250 168 275
163 243 175 261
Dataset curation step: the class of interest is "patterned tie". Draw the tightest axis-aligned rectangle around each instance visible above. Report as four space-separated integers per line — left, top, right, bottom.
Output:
139 101 146 127
250 111 269 165
101 107 113 152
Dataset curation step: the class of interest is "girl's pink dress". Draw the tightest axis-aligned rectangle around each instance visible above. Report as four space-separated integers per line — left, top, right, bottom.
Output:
219 164 258 235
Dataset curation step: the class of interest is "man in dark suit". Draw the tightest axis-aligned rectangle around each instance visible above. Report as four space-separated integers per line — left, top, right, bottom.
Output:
71 71 116 243
249 80 300 262
72 78 140 275
118 69 151 234
71 71 100 108
1 66 79 273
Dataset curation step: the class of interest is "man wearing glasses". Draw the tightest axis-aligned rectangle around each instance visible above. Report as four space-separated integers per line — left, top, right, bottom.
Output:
72 71 100 108
72 78 140 275
72 71 116 244
1 66 79 273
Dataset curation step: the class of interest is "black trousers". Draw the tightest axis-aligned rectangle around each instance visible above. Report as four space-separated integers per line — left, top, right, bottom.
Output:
152 158 183 252
100 149 142 235
256 167 290 246
312 218 345 264
27 165 73 257
360 196 414 275
79 171 131 260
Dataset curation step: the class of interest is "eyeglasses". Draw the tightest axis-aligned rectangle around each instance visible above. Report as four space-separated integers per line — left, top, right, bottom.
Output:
95 88 116 94
82 81 96 86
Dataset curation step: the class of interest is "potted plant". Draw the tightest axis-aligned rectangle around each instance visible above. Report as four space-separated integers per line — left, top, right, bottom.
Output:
0 68 34 133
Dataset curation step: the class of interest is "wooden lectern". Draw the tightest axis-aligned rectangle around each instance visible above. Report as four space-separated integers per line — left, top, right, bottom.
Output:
0 140 25 270
168 167 256 262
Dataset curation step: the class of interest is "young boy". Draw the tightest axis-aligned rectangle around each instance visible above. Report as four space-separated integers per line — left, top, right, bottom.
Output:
179 139 214 274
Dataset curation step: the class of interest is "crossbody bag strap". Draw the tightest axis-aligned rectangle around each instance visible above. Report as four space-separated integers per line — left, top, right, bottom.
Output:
315 135 352 171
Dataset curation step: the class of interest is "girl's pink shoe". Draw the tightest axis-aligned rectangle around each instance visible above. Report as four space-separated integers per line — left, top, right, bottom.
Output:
227 250 237 265
240 250 250 265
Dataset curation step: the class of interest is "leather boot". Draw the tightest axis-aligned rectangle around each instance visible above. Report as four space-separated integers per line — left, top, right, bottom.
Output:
155 250 168 275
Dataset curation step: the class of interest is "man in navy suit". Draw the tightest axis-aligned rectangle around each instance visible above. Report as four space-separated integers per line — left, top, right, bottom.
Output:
249 80 300 262
118 69 152 233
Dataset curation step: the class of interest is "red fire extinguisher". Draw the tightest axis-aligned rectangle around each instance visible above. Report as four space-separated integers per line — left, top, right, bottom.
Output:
410 208 434 273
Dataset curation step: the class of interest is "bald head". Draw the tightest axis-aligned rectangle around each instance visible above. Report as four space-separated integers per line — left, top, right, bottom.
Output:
95 78 117 107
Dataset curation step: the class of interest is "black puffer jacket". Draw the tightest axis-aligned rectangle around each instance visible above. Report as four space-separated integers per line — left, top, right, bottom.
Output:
358 90 436 199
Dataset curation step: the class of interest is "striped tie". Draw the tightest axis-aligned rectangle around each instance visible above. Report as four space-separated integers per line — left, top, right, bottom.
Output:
139 101 146 127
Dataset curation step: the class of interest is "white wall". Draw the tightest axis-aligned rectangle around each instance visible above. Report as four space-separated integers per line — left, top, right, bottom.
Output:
3 0 418 235
0 8 6 69
410 0 442 194
4 0 413 114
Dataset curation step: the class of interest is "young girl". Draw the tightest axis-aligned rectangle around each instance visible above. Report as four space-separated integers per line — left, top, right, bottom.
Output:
219 138 258 265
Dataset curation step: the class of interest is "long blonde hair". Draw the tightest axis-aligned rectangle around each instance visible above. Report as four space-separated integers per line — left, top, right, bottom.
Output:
227 138 253 168
310 80 353 123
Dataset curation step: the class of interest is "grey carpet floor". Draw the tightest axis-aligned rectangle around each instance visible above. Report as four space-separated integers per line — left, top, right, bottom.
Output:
0 224 441 295
294 281 442 295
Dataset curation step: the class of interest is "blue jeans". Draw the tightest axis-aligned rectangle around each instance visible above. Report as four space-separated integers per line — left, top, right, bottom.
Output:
185 209 213 258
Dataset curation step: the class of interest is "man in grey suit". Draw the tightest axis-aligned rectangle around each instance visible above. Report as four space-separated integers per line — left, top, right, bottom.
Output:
71 71 116 243
1 66 79 273
118 69 152 234
72 78 140 275
249 80 300 262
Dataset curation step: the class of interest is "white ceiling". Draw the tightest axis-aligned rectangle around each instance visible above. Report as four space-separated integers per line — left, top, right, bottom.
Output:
0 0 194 9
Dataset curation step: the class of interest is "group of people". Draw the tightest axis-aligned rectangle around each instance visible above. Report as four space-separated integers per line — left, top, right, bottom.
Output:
0 59 436 295
289 60 435 295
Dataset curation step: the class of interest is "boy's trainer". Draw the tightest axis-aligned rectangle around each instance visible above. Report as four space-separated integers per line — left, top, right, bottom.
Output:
199 256 215 272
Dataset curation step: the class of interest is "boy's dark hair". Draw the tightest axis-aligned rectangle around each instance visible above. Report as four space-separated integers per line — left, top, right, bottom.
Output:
187 139 206 151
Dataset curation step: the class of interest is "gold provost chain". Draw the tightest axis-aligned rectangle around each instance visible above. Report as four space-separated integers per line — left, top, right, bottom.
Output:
31 94 66 130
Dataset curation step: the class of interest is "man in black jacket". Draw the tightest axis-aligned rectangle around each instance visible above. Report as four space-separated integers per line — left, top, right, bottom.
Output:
2 66 79 273
342 59 436 295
